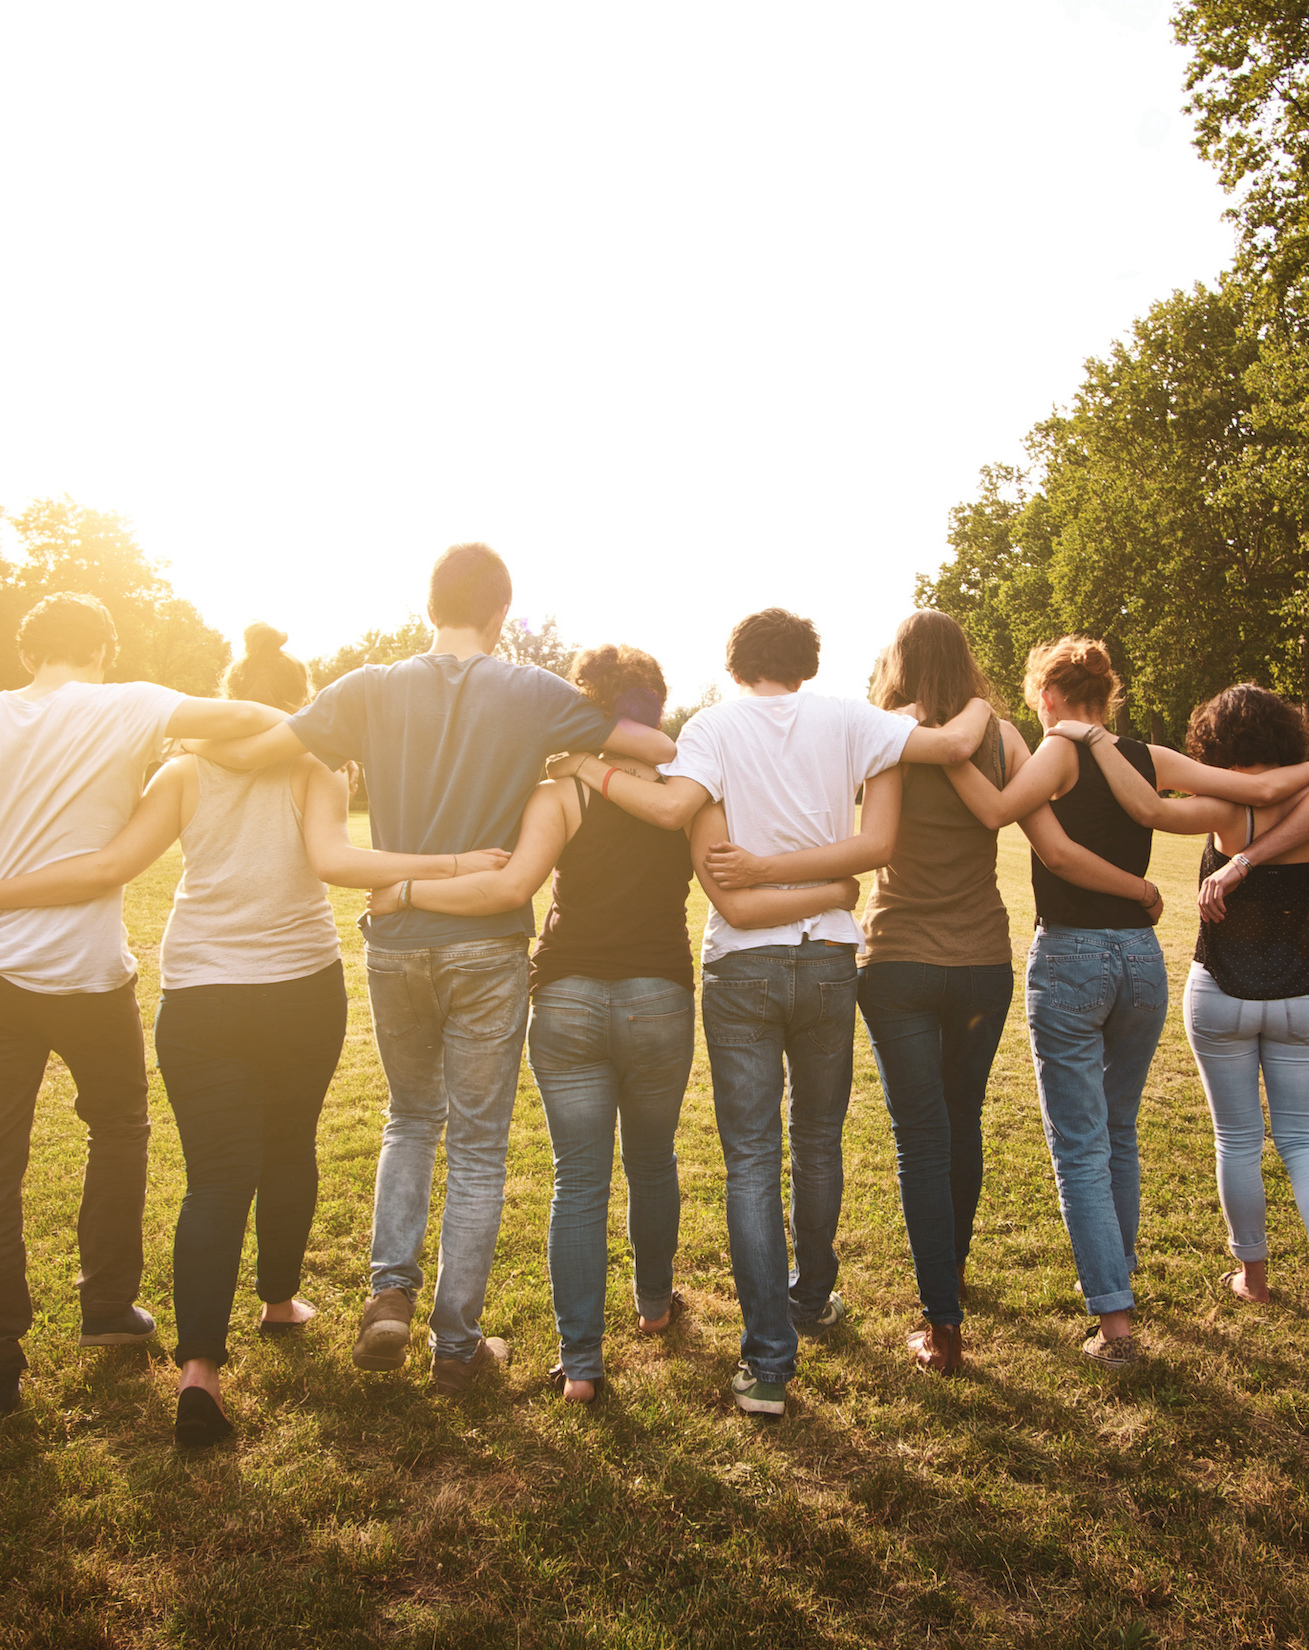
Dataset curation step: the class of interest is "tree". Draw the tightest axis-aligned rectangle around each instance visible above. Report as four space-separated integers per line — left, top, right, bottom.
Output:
493 616 576 677
309 615 433 688
662 682 721 741
0 496 230 694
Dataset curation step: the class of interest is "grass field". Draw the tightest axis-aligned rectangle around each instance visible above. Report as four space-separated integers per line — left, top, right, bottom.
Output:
4 823 1309 1649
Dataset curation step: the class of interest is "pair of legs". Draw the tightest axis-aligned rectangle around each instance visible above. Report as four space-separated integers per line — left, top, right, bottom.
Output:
1026 926 1167 1343
155 961 348 1413
0 973 151 1380
527 975 693 1395
1184 963 1309 1302
858 961 1013 1329
365 936 529 1363
702 940 858 1387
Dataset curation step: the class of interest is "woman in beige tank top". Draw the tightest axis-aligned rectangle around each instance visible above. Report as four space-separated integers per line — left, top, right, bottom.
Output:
0 626 504 1445
857 612 1160 1374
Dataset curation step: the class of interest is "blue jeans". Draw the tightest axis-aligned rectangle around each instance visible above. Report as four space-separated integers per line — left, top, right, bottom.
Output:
858 961 1013 1326
364 936 529 1360
527 976 694 1382
702 940 858 1385
1184 963 1309 1262
1026 926 1168 1316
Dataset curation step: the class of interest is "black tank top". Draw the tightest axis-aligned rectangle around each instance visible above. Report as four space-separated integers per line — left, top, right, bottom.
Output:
1195 827 1309 999
529 781 694 993
1031 739 1155 929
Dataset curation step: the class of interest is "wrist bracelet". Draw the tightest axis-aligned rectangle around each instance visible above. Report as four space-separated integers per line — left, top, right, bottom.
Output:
1083 725 1106 747
1232 853 1253 878
1139 880 1158 908
398 879 412 910
602 766 619 800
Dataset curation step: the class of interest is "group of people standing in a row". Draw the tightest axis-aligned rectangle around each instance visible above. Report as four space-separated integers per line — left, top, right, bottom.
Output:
2 543 1308 1446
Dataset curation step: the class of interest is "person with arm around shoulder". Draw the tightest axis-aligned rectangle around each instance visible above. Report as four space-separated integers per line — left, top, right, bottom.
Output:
0 593 288 1417
1047 682 1309 1308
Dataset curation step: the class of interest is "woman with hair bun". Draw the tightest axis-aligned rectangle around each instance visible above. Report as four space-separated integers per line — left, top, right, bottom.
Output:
1046 683 1309 1305
370 642 861 1402
950 639 1309 1364
0 624 502 1443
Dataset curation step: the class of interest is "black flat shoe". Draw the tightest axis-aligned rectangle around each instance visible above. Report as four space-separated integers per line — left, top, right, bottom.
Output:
175 1387 234 1448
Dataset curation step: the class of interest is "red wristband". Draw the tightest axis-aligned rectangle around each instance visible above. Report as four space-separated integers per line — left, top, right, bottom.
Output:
601 766 619 800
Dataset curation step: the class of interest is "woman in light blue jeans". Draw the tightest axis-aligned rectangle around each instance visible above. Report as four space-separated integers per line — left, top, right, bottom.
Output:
1050 683 1309 1306
373 645 856 1402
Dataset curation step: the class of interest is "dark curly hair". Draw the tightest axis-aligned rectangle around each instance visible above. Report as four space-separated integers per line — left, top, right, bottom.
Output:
726 608 820 687
17 592 118 670
1186 683 1308 769
570 644 667 727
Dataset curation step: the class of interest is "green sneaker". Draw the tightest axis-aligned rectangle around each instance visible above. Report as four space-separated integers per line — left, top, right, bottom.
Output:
730 1364 786 1416
796 1293 846 1336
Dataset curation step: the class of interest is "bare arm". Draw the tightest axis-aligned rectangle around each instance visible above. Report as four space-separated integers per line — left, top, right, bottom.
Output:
546 751 710 831
690 804 859 929
165 698 289 740
301 763 511 888
1020 803 1162 923
701 768 903 888
0 766 185 907
1044 723 1239 831
600 718 677 767
945 734 1080 828
1048 719 1309 810
900 697 991 765
369 783 571 917
187 721 309 772
1199 784 1309 922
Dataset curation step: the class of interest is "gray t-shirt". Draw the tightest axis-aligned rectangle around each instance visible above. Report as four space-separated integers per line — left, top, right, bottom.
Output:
290 652 615 948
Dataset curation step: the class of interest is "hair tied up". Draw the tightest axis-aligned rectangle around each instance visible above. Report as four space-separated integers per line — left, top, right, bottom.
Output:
1072 640 1113 677
243 622 289 658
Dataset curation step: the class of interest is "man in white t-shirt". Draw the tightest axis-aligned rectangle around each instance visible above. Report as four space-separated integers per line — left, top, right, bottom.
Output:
0 593 287 1414
548 608 989 1417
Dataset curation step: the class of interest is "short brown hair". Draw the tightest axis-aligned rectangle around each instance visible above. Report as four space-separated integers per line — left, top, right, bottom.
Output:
1186 683 1309 769
726 608 820 687
17 592 118 671
428 542 512 630
870 609 994 726
570 644 667 727
222 623 311 713
1023 635 1123 721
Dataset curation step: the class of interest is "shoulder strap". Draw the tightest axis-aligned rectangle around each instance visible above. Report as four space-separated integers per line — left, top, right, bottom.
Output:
573 775 589 815
1244 805 1255 847
997 724 1007 786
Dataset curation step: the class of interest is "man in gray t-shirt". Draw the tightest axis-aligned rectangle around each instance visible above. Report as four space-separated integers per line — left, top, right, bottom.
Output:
207 544 673 1392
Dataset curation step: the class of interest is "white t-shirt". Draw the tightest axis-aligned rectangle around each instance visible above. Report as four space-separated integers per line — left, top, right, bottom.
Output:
0 680 185 993
662 691 916 963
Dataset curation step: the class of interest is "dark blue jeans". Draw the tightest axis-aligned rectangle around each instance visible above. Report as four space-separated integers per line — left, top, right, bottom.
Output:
154 961 347 1367
858 961 1013 1326
702 940 858 1385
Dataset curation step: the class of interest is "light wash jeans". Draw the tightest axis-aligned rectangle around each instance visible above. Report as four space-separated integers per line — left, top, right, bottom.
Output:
1184 962 1309 1262
527 975 694 1382
1026 926 1168 1316
858 961 1013 1327
364 935 529 1361
702 939 859 1386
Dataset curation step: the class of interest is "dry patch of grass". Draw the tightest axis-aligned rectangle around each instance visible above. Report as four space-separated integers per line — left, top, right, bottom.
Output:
4 826 1309 1647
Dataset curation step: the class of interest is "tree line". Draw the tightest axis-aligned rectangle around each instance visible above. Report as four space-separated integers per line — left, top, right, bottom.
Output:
917 1 1309 743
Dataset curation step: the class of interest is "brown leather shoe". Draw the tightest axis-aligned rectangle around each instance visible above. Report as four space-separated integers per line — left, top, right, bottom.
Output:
430 1336 510 1397
906 1321 963 1376
351 1288 414 1371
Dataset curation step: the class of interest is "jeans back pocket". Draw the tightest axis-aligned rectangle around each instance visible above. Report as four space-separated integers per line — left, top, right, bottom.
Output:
1042 949 1111 1012
702 977 769 1046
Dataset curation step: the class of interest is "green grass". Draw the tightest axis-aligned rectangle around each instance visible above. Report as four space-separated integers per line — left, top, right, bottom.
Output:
5 823 1309 1648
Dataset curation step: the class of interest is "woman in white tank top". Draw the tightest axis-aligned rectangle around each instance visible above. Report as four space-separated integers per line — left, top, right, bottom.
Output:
0 625 508 1445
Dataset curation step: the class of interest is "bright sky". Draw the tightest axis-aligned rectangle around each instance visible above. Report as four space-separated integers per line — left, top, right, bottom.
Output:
0 0 1232 705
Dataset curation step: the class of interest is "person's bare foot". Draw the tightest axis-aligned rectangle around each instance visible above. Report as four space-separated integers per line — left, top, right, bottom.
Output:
178 1357 226 1413
259 1298 317 1327
563 1376 596 1403
638 1307 670 1334
1222 1265 1270 1304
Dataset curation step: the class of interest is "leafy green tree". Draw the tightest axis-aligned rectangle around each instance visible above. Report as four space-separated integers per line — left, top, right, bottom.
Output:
663 683 721 741
493 616 576 677
309 615 433 688
0 497 229 694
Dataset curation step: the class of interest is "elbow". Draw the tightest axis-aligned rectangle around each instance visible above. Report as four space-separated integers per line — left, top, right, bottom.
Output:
655 797 692 831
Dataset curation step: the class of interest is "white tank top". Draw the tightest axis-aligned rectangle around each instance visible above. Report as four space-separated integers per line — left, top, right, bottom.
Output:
159 759 340 989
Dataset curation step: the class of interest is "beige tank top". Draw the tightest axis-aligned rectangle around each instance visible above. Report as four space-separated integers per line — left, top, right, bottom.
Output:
859 715 1010 968
159 759 340 989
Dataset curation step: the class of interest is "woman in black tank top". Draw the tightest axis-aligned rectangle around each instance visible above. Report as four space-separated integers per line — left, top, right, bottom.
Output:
1045 684 1309 1308
369 645 859 1403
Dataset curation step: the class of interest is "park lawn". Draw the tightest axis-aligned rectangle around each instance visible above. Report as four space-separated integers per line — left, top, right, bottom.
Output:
4 824 1309 1649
